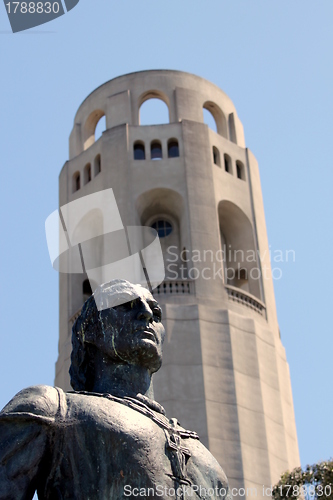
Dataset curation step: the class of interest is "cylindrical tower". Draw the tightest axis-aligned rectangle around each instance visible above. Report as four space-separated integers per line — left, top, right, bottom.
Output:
55 70 300 498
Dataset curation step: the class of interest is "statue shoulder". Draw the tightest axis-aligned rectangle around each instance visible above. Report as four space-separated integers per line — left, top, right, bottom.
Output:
0 385 64 418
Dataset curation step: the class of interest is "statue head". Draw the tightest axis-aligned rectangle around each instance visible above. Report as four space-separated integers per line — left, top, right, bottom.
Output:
69 279 165 392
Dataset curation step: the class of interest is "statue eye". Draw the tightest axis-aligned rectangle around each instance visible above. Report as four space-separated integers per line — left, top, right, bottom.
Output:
152 307 162 321
114 300 135 311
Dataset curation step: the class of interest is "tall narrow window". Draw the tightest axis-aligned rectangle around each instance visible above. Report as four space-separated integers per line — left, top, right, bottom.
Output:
151 141 162 160
73 172 80 192
213 146 220 166
224 154 231 174
168 139 179 158
134 142 145 160
236 161 245 180
84 163 92 184
94 154 101 175
83 279 93 300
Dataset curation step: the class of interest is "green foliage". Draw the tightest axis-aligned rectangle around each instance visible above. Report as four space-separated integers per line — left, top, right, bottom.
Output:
272 460 333 500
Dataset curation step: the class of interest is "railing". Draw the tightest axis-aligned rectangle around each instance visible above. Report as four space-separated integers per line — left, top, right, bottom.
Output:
153 280 193 296
69 283 263 328
68 280 193 327
225 285 266 317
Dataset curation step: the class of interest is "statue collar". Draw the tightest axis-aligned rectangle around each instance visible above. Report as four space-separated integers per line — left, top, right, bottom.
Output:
127 392 166 415
69 390 166 415
69 390 199 440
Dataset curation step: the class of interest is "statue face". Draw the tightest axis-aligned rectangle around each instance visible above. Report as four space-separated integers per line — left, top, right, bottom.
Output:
96 286 165 373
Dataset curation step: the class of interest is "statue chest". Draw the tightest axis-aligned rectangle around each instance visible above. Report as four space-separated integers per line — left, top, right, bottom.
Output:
46 395 227 499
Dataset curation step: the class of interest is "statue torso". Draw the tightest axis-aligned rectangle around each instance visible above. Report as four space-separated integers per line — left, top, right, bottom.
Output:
42 391 229 499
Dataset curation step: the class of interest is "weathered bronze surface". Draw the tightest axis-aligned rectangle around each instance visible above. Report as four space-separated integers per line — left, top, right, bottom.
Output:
0 280 232 499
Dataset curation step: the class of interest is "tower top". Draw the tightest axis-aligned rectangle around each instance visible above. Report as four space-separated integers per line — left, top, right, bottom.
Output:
69 69 245 159
79 69 236 109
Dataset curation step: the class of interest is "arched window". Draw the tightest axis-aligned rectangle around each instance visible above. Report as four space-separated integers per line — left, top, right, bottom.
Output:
224 154 231 174
139 95 169 125
73 172 80 193
134 142 145 160
213 146 220 167
236 161 245 180
151 220 172 238
167 139 179 158
151 141 162 160
94 154 101 175
84 163 91 184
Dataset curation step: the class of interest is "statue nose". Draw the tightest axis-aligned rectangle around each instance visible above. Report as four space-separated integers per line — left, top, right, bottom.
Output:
137 302 153 321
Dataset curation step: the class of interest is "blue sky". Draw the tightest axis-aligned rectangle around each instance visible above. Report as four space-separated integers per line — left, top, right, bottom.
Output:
0 0 332 472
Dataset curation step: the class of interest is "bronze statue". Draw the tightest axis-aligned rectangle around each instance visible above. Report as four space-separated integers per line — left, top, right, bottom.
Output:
0 280 232 499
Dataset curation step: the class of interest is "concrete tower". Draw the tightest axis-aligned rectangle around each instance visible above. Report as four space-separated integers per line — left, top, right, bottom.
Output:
55 70 300 498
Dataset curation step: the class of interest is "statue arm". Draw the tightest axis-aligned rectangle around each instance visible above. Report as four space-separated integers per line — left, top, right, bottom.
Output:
0 385 60 499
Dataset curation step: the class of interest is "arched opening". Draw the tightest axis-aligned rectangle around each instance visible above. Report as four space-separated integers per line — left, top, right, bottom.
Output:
167 139 179 158
151 140 162 160
203 108 217 133
94 154 101 176
83 109 105 150
218 201 261 299
147 214 179 281
213 146 220 167
136 188 185 282
134 141 145 160
84 163 92 185
95 115 106 141
73 172 80 193
139 92 170 125
203 101 227 138
236 160 245 180
224 154 232 174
